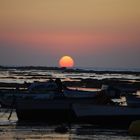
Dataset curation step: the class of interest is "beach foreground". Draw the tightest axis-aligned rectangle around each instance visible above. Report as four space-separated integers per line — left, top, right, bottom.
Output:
0 111 138 140
0 67 140 139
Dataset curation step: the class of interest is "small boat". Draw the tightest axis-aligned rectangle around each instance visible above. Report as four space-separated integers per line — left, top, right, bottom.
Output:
73 104 140 126
0 81 98 122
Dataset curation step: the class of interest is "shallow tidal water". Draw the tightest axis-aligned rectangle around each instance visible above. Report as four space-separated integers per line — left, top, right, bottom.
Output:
0 68 140 84
0 111 139 140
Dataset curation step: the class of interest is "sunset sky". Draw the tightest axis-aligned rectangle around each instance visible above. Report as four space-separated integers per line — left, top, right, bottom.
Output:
0 0 140 69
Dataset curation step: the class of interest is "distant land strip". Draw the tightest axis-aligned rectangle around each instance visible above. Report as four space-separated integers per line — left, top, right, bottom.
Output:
0 66 140 74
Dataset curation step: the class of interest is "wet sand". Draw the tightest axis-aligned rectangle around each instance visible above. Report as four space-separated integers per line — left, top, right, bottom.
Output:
0 123 138 140
0 111 139 140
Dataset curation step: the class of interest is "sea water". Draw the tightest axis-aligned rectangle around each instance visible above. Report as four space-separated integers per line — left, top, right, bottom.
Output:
0 68 140 84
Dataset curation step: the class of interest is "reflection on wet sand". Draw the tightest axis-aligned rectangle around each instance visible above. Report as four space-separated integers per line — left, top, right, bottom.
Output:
0 122 136 140
0 111 137 140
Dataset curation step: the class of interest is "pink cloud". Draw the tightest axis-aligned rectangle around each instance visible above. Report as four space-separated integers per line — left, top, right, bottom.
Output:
0 31 139 54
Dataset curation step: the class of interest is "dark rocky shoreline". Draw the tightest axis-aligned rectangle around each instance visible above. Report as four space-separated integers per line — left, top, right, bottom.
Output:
0 66 140 74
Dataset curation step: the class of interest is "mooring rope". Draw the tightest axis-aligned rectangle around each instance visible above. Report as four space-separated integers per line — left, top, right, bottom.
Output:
8 93 16 120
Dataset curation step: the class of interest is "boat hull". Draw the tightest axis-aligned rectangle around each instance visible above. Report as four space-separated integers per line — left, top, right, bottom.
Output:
16 106 140 127
73 104 140 126
16 109 140 127
77 115 140 127
16 109 77 123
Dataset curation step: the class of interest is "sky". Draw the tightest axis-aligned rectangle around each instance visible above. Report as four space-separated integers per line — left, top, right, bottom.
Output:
0 0 140 69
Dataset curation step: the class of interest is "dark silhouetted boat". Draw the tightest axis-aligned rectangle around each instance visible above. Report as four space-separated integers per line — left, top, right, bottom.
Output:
0 81 140 126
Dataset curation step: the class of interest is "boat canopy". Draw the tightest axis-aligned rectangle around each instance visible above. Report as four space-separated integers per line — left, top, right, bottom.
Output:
28 82 58 92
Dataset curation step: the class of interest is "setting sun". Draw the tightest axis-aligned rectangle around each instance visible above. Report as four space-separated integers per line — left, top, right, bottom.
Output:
59 56 74 68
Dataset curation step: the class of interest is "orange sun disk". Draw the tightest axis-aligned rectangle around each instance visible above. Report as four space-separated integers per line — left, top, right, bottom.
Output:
59 56 74 68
